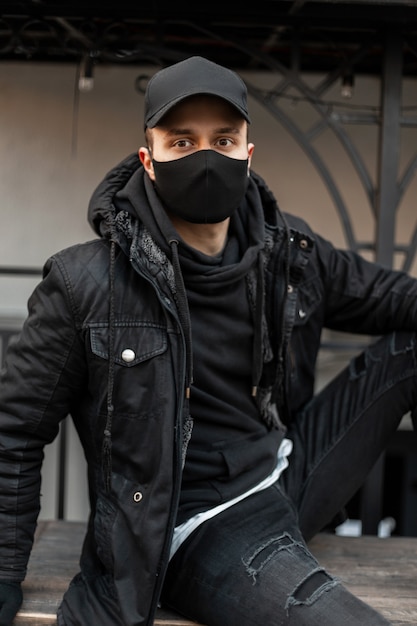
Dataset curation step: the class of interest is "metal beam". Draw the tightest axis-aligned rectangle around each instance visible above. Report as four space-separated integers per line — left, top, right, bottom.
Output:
360 31 404 535
375 31 403 267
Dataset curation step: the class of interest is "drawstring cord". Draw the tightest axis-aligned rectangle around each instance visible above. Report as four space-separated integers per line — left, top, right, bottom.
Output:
169 239 194 398
251 251 265 398
102 234 116 493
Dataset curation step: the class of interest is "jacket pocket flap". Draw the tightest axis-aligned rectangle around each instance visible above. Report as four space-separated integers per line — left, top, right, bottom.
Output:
90 324 167 366
294 279 322 326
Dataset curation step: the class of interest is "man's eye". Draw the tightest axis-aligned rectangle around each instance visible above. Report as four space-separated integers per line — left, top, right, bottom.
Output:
217 138 233 147
174 139 191 148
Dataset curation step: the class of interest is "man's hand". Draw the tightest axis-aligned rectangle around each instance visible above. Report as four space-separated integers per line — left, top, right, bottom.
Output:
0 581 22 626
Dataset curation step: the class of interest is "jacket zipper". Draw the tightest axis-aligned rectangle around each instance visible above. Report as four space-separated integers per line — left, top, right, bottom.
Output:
129 256 187 625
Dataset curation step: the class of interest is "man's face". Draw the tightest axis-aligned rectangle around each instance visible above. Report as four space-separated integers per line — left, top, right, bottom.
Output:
140 94 254 180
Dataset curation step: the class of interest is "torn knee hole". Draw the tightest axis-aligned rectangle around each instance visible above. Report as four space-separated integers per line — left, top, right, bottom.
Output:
243 533 309 585
293 569 332 602
285 568 339 612
244 533 297 570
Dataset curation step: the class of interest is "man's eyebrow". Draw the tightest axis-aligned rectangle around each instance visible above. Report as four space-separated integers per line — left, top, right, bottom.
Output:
164 127 193 136
215 126 241 134
163 126 242 136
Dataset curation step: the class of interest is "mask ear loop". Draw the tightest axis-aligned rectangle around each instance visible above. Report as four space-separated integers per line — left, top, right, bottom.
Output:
145 144 156 179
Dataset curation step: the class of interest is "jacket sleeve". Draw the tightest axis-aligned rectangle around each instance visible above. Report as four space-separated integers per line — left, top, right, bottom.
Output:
315 232 417 334
0 255 87 582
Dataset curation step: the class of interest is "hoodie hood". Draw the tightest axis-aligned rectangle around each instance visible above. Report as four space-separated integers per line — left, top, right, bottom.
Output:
88 153 142 238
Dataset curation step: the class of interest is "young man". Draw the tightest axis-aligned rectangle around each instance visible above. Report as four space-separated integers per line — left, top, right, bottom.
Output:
0 55 416 626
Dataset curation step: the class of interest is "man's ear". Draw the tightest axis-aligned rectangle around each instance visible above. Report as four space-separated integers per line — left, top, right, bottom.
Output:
138 147 155 181
247 143 255 172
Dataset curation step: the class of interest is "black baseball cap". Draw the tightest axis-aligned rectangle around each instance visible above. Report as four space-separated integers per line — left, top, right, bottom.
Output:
144 56 251 129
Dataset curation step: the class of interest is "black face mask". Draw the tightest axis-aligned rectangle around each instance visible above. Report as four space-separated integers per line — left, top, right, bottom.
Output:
152 150 249 224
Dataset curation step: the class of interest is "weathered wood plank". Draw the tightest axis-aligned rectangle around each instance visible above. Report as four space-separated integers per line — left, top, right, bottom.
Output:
14 521 417 625
309 533 417 626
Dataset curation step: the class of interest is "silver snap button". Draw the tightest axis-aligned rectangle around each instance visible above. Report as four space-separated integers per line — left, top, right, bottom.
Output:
121 349 136 363
299 309 306 318
287 284 294 293
133 491 143 503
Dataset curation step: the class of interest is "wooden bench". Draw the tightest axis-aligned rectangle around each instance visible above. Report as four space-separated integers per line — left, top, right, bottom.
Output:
13 520 417 625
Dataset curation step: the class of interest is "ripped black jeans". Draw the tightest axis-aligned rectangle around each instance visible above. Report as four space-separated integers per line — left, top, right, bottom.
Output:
161 331 417 625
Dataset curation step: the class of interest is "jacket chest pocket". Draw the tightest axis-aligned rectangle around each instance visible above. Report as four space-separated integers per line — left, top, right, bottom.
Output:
90 323 167 366
292 279 322 328
87 323 171 421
